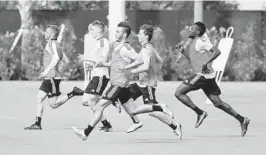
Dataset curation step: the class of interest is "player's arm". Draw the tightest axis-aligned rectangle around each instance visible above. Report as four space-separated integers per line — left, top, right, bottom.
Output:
205 46 221 64
198 39 221 73
124 49 143 70
46 42 60 72
131 49 150 74
176 39 191 60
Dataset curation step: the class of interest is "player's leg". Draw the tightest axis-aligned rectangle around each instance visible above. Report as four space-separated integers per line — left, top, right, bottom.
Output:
203 79 250 136
72 85 121 140
174 75 208 128
81 76 112 132
45 78 83 108
148 111 182 140
25 80 49 130
118 87 143 133
82 93 112 132
128 85 173 117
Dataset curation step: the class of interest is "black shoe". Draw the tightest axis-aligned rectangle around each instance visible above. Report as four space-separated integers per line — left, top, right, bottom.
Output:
24 124 42 130
195 111 208 128
99 125 113 132
241 117 250 137
72 87 84 96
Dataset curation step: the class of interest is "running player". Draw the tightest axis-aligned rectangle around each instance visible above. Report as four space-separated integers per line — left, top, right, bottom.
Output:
25 25 83 130
174 21 250 136
72 22 166 140
77 20 114 132
77 20 143 133
122 24 182 140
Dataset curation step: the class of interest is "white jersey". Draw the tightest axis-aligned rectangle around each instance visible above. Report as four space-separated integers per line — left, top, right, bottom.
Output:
84 36 110 78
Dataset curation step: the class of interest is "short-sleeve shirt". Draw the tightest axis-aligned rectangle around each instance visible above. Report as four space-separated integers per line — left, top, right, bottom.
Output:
189 34 215 79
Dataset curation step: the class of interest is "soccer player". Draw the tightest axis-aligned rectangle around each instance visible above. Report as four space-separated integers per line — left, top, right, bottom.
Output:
77 20 115 132
25 25 83 130
77 21 143 133
122 24 182 140
72 22 166 140
174 21 250 136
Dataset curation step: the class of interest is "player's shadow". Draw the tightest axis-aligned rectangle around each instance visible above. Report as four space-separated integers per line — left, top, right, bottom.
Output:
192 134 256 138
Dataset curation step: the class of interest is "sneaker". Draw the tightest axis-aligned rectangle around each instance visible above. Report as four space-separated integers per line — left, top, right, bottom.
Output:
159 103 174 118
99 125 113 132
72 127 87 140
24 124 42 130
173 124 182 141
241 117 250 137
126 122 143 133
72 87 84 96
195 111 208 128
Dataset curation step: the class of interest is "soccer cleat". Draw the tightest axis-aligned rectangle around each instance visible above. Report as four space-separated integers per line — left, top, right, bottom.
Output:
72 127 87 140
24 124 42 130
159 103 174 118
240 117 250 137
173 124 182 141
126 122 143 133
195 111 208 128
99 125 113 132
72 87 84 96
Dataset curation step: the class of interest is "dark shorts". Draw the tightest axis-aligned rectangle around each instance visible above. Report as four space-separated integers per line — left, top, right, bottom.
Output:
128 83 158 104
39 78 62 98
183 74 221 96
84 76 109 95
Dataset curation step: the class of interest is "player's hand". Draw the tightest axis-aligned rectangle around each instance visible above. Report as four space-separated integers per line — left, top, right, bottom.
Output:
94 62 104 67
78 54 84 62
202 63 210 74
175 41 184 52
39 70 49 78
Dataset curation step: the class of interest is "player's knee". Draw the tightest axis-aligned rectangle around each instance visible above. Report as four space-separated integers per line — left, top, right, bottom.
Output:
94 104 104 112
174 89 182 99
81 94 96 106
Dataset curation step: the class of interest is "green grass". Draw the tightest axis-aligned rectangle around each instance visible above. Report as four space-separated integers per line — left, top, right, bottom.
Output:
0 81 265 155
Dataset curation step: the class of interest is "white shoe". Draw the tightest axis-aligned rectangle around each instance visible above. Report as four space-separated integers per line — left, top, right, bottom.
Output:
126 122 143 133
72 127 87 140
173 124 182 141
159 103 174 118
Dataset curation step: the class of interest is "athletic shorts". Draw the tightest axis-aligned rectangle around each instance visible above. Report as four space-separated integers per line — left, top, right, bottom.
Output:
84 76 109 95
128 83 158 104
101 84 136 104
39 78 62 98
183 74 221 96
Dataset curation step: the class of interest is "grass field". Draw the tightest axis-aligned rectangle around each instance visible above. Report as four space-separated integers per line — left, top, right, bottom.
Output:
0 81 265 155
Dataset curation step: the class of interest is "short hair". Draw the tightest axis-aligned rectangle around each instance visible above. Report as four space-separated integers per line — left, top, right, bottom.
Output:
91 20 105 33
194 21 206 36
117 21 131 37
47 25 60 39
140 24 154 41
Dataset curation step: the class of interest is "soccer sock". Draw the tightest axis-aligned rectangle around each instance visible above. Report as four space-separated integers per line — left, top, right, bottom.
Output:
67 92 74 99
35 117 42 125
152 105 163 112
131 116 139 124
84 125 94 136
194 107 204 115
169 123 177 130
215 101 244 124
101 120 111 127
235 114 245 124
